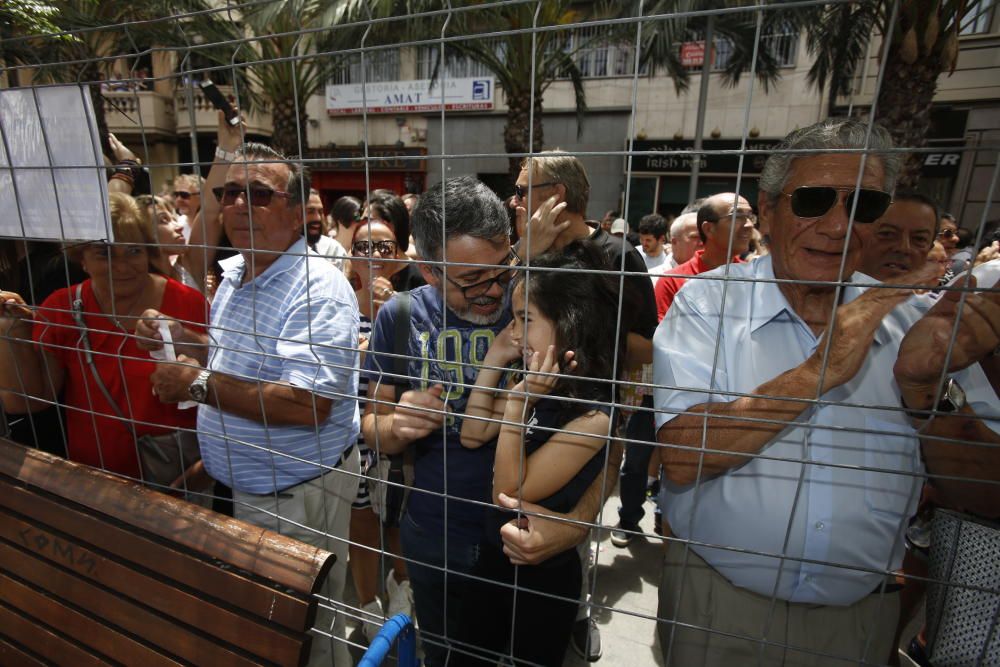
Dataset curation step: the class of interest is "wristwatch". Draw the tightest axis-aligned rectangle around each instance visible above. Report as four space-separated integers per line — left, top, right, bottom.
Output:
902 377 966 421
215 146 238 162
188 369 212 403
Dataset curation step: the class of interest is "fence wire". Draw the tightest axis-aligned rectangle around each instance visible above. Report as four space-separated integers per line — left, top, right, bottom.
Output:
2 1 999 666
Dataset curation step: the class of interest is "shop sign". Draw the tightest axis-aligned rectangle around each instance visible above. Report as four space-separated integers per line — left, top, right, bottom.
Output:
680 41 709 68
308 146 427 171
921 150 962 177
326 77 494 115
630 138 782 174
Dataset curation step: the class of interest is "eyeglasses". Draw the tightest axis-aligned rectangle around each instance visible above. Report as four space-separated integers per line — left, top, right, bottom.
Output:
937 229 958 239
433 252 516 299
352 240 398 256
782 186 891 224
513 182 558 200
212 185 293 207
172 191 193 200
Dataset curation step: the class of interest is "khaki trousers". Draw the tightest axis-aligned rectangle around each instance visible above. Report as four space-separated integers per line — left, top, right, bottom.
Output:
236 446 361 667
657 542 900 667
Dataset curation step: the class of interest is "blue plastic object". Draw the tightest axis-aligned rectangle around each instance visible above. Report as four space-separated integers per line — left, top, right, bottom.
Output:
358 613 419 667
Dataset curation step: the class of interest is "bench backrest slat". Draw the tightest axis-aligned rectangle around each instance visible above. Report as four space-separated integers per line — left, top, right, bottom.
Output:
0 604 109 667
0 573 185 667
0 476 313 633
0 438 334 667
0 440 332 595
0 507 307 665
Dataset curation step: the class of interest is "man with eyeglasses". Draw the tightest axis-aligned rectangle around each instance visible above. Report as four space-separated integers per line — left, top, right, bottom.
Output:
362 176 612 666
171 173 204 242
653 192 754 320
142 142 361 667
652 119 1000 666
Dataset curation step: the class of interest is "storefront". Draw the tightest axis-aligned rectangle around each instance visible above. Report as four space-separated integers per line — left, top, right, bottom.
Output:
625 138 782 227
306 146 427 204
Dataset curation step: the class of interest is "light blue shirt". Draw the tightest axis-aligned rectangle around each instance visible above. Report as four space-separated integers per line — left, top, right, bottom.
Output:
198 239 360 494
653 255 925 606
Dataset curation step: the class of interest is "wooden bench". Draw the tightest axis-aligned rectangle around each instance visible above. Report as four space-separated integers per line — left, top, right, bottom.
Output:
0 437 335 666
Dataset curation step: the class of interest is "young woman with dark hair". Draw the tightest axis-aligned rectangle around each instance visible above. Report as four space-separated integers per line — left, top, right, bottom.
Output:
455 240 622 666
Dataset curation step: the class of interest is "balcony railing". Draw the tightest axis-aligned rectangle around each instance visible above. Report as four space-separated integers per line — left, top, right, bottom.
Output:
174 85 271 137
102 91 176 137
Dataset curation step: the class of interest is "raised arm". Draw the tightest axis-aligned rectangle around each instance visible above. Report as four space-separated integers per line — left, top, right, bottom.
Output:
460 322 520 449
0 293 64 413
895 282 1000 517
185 112 245 288
657 277 928 486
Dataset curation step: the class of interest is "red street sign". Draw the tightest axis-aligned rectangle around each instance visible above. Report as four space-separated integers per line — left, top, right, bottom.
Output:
680 41 707 67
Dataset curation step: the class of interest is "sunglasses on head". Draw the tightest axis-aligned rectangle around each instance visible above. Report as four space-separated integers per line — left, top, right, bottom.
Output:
352 240 397 256
212 185 292 207
172 191 193 200
783 186 891 224
513 182 558 200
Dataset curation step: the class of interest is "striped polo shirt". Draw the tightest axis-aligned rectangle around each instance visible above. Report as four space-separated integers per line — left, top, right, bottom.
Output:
198 238 360 494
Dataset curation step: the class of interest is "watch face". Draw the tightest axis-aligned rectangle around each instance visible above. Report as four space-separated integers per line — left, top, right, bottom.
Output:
945 379 966 411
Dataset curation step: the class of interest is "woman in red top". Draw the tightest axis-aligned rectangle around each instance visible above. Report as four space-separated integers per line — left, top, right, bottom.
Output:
0 193 207 478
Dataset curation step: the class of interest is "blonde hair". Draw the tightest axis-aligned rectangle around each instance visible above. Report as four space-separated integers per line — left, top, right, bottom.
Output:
173 173 205 192
66 193 160 263
520 149 590 215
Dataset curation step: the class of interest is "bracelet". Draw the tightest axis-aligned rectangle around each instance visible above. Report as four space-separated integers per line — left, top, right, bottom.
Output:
114 162 141 181
109 172 134 185
215 146 238 162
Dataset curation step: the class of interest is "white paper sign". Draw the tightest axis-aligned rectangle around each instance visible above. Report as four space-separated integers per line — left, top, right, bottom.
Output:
0 84 111 241
326 77 494 115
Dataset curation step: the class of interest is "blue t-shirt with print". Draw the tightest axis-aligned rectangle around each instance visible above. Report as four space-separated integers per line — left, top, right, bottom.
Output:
364 284 511 538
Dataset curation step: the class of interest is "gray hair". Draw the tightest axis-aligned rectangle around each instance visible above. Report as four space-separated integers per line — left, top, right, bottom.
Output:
758 119 900 201
521 150 591 215
411 176 510 262
234 142 311 206
669 212 696 238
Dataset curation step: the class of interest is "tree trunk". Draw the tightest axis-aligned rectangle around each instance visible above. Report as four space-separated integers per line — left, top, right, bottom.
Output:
874 45 944 188
270 97 309 158
503 88 544 183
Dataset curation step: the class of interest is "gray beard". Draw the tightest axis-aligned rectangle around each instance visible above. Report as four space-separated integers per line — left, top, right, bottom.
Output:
450 298 505 325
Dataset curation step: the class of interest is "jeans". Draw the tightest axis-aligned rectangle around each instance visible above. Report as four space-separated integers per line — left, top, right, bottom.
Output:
618 396 656 528
399 511 480 667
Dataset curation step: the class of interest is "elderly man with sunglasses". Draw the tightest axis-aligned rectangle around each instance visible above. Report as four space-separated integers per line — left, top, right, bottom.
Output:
140 142 361 667
652 119 1000 666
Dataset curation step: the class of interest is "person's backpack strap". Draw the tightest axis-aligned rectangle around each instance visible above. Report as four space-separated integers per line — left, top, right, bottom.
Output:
391 292 412 402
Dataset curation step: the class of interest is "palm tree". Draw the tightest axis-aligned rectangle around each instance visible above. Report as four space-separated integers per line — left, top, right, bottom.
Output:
636 0 792 94
407 0 616 181
232 0 374 157
3 0 238 157
798 0 968 187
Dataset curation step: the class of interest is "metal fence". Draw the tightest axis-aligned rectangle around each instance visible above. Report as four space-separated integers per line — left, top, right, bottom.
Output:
1 1 999 666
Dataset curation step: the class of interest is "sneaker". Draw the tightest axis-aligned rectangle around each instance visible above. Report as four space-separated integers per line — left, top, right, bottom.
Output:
386 571 414 621
610 522 638 548
360 598 384 643
570 616 602 662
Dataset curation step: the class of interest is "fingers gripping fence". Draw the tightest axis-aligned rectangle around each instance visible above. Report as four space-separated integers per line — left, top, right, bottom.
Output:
1 1 999 667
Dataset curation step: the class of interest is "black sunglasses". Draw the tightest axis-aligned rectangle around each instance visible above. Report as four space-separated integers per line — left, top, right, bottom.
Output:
513 182 558 200
783 186 891 224
212 185 292 207
172 191 193 200
352 240 397 257
937 229 958 239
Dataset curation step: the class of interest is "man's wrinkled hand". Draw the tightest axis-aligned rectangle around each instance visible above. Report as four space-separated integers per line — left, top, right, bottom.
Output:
895 274 1000 400
390 384 450 442
150 355 203 403
810 263 939 393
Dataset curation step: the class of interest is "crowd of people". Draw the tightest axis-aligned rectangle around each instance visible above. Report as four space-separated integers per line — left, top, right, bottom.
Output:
1 115 999 667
